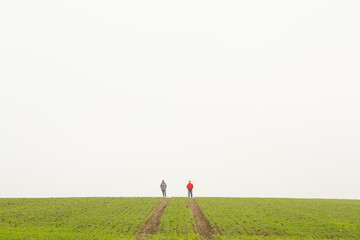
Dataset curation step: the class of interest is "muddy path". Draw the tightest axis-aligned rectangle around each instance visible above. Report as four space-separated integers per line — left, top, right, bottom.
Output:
137 198 169 239
188 198 216 239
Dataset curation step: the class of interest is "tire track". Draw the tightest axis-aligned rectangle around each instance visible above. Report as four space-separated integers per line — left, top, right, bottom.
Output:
137 198 169 239
188 198 216 240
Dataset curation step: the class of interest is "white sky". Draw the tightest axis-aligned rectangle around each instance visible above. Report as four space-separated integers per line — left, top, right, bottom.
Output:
1 1 359 199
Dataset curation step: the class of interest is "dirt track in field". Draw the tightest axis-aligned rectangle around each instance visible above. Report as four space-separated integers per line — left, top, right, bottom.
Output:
137 198 169 239
188 198 216 239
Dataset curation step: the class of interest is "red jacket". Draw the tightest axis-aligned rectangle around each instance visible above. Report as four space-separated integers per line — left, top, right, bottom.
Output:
187 183 193 190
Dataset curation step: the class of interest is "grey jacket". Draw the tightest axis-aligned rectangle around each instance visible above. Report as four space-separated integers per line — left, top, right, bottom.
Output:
160 182 167 191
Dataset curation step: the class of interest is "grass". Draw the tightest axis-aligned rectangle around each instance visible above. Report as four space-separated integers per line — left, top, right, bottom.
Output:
1 197 359 239
153 197 198 239
196 198 360 239
0 197 160 239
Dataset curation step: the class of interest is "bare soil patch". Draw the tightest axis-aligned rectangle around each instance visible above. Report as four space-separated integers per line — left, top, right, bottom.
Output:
188 198 216 239
137 198 169 239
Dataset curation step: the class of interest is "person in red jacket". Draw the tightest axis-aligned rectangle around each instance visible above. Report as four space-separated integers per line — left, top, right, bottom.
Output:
187 180 194 198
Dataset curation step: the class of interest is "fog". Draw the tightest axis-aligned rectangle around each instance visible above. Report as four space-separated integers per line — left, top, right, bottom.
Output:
1 1 359 198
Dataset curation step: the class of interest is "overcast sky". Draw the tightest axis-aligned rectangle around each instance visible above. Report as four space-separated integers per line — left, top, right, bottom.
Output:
1 1 359 199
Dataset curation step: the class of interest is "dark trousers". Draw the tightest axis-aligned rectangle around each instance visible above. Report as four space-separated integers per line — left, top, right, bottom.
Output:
188 190 193 198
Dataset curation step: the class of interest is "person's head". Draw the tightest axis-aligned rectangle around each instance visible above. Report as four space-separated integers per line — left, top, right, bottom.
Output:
162 180 165 183
189 180 191 183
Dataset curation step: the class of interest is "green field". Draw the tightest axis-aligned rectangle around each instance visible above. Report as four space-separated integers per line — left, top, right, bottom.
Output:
155 197 197 239
1 197 359 239
197 198 360 239
0 198 159 239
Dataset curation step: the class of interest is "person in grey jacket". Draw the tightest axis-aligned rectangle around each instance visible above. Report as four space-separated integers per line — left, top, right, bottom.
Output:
160 180 167 197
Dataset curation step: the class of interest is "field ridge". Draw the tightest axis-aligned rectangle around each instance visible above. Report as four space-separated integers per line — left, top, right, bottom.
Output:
189 198 216 239
137 198 169 239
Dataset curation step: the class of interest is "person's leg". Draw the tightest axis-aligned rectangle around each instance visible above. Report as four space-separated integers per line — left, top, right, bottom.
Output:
162 190 165 197
188 190 190 198
164 190 166 197
190 190 193 198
